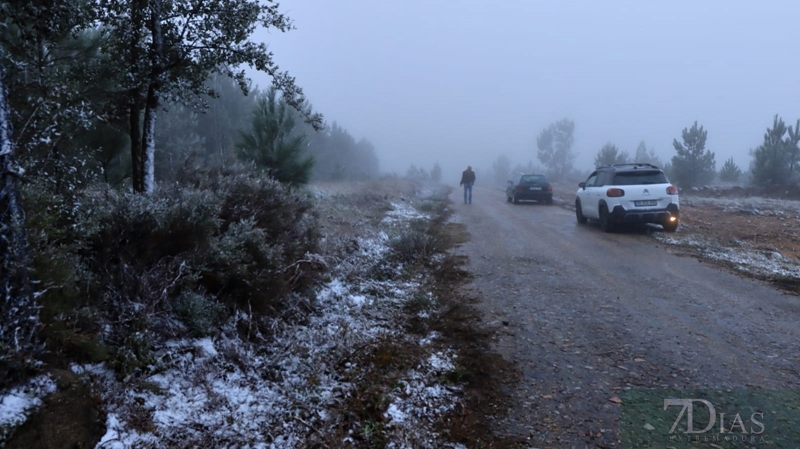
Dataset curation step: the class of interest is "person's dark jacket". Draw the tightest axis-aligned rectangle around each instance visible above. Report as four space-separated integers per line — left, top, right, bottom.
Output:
460 169 476 185
459 169 475 186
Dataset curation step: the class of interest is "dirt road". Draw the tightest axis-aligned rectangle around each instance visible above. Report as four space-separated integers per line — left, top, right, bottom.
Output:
449 185 800 448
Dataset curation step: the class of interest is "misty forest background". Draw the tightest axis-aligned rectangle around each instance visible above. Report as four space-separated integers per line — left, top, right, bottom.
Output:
0 1 388 382
488 115 800 189
2 0 800 384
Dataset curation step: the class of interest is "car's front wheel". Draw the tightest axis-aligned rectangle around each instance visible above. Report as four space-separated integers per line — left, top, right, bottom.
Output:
575 199 587 224
599 205 614 232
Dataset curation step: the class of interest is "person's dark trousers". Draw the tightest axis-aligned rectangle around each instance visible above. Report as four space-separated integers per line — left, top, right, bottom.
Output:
463 183 473 203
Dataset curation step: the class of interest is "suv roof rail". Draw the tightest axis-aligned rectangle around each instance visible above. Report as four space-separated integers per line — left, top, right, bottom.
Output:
598 163 661 170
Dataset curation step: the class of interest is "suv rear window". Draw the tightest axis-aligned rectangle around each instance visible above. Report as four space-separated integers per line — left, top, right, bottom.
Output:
612 171 668 185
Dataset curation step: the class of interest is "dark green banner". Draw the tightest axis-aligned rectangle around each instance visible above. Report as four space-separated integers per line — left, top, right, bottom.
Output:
621 389 800 448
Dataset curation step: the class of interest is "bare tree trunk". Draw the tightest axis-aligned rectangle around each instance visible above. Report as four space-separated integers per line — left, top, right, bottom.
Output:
130 101 144 192
139 0 164 195
141 87 157 194
129 1 146 193
0 59 40 366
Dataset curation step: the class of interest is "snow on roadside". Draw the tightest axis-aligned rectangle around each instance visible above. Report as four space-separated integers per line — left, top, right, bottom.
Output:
683 195 800 215
79 193 460 448
383 350 460 448
656 233 800 278
383 200 426 224
0 375 57 442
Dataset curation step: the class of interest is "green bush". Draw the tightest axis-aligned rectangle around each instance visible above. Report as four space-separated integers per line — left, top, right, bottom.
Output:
174 292 226 337
113 331 155 378
23 164 323 376
193 218 287 314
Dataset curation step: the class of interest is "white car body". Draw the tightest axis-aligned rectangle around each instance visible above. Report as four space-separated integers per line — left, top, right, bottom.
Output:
575 164 680 232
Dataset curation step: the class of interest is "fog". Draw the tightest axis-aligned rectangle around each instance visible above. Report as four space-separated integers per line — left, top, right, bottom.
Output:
250 0 800 183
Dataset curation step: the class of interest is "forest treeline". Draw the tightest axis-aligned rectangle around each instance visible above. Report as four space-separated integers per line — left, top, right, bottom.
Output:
1 1 379 193
0 1 379 381
492 116 800 188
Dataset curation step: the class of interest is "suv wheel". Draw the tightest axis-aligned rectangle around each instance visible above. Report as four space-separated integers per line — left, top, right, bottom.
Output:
599 205 614 233
506 195 512 203
575 199 587 224
512 194 519 204
662 220 678 232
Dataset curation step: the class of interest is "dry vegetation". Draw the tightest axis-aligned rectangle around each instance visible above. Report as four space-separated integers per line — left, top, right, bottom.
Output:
2 174 523 448
664 191 800 292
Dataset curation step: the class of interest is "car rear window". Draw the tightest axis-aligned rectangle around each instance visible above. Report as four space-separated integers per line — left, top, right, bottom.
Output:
520 175 546 183
612 171 668 185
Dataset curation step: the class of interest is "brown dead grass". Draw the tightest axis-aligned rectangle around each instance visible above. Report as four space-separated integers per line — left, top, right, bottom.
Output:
679 197 800 261
677 194 800 294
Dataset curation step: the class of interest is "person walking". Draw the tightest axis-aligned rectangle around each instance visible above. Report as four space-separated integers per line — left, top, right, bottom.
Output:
460 165 476 204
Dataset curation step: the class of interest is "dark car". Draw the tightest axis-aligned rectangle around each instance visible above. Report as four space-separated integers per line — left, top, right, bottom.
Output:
506 173 553 204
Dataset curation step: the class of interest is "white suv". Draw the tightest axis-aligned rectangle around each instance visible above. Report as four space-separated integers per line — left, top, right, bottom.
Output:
575 163 679 232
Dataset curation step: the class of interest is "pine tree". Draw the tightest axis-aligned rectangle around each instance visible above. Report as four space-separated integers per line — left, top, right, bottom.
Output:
594 142 629 167
237 88 314 186
671 121 716 188
718 157 742 183
492 154 512 184
634 140 663 166
750 115 798 186
431 162 442 183
537 118 576 180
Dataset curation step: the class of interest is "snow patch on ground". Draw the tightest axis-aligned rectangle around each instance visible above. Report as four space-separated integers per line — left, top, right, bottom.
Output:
0 375 57 441
77 192 460 448
683 195 800 215
382 350 460 448
656 233 800 278
383 201 426 224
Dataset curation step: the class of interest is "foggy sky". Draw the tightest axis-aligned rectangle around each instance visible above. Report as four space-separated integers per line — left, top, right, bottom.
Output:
250 0 800 182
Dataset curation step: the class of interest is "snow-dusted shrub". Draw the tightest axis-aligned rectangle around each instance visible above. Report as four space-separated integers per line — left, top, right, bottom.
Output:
388 219 447 264
192 218 288 314
23 166 323 377
79 185 219 268
112 331 155 378
180 164 320 264
174 292 225 337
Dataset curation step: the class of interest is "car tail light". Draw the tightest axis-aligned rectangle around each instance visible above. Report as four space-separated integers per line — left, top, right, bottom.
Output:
547 184 553 191
516 185 526 192
666 185 678 195
606 188 624 197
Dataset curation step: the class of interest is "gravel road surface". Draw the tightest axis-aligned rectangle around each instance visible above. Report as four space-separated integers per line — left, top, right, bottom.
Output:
450 185 800 448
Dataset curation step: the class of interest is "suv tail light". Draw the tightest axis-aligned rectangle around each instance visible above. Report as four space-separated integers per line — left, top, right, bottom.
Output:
606 188 625 197
547 184 553 192
666 185 678 195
